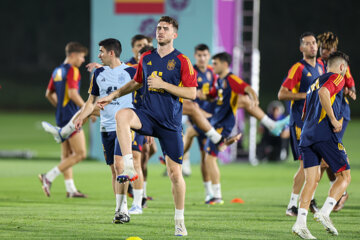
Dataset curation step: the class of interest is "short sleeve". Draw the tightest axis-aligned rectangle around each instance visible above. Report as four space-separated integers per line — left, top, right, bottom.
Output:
88 68 102 96
322 74 345 97
344 66 355 88
282 63 304 90
47 77 55 91
66 66 81 89
124 66 137 79
227 74 249 94
177 54 198 87
134 52 148 84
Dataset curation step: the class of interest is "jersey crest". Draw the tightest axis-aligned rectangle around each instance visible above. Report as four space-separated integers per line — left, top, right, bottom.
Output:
167 59 176 70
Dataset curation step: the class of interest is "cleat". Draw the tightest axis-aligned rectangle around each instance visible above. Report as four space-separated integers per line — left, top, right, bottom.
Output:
129 205 143 215
270 115 290 136
216 134 242 152
333 192 348 212
159 156 166 165
175 219 188 236
38 173 52 197
292 223 316 239
204 195 213 203
127 183 134 198
146 196 153 201
117 167 138 183
66 191 88 198
207 197 224 205
142 197 147 208
286 206 298 216
309 199 319 214
113 211 130 224
314 211 338 236
41 121 64 143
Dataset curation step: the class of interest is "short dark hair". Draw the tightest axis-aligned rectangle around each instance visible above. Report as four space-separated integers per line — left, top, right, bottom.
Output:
194 44 210 53
65 42 88 56
146 36 153 44
98 38 122 58
131 34 148 48
328 51 349 67
212 52 232 66
139 45 155 55
158 16 179 32
299 32 316 45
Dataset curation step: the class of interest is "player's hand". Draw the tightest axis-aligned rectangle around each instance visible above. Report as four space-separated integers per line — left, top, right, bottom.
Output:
145 136 154 145
74 117 84 131
197 89 207 100
86 62 102 72
348 89 356 101
97 95 113 110
147 73 164 89
331 118 342 133
90 115 97 123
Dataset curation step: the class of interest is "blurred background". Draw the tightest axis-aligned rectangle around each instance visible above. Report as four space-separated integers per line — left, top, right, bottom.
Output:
0 0 359 163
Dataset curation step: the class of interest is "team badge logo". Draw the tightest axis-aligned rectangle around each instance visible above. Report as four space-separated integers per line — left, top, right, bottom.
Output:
167 59 176 70
198 76 202 82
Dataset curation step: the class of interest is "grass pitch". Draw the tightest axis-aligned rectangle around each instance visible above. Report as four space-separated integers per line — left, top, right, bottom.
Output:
0 112 359 239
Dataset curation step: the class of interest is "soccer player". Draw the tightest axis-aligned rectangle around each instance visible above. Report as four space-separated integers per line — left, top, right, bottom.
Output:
316 31 356 211
39 42 89 198
126 34 149 66
278 32 324 216
97 16 197 237
292 51 351 239
74 38 133 223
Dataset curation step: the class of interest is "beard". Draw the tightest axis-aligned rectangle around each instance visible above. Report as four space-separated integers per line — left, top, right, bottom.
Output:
158 38 171 46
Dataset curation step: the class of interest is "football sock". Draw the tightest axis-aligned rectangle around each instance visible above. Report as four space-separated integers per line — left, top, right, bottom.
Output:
119 194 128 214
321 197 337 216
260 115 276 130
205 128 222 144
60 115 77 138
133 189 143 207
123 154 134 169
212 183 222 198
174 208 184 220
46 166 61 182
115 194 121 212
296 208 308 226
143 181 147 198
65 179 77 193
203 181 213 197
288 193 299 208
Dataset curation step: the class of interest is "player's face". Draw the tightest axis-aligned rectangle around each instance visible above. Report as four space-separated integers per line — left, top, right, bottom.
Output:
156 21 177 46
211 58 225 75
71 52 86 68
132 39 149 61
195 50 210 68
98 46 111 66
320 47 337 61
300 36 317 59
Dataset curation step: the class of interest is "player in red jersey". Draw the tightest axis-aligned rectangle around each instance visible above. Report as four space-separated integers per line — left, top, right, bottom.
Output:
39 42 88 198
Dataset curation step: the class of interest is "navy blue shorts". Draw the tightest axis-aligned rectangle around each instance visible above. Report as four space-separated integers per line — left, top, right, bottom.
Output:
192 124 207 151
338 118 349 140
289 124 302 160
204 124 233 157
132 130 145 152
101 131 122 165
132 108 184 164
300 137 350 173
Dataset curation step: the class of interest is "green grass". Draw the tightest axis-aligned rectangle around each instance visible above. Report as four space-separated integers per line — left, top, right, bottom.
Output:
0 112 359 239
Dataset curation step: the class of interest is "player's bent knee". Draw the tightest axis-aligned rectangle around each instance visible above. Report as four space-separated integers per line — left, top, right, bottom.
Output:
115 109 131 124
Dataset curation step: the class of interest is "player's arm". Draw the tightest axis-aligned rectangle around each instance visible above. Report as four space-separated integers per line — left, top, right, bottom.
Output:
344 66 356 100
75 94 98 130
45 77 57 107
68 89 85 107
97 80 143 109
278 63 306 101
244 85 259 107
278 86 307 100
66 66 85 107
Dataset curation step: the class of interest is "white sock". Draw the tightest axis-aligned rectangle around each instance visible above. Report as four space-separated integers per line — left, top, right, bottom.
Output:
60 117 76 138
203 181 214 197
115 194 121 212
321 197 337 216
212 183 222 198
205 128 222 144
143 181 147 198
133 189 143 208
288 193 299 208
295 208 308 226
45 166 61 182
174 208 184 220
260 115 276 130
64 179 77 193
119 194 128 214
123 154 134 169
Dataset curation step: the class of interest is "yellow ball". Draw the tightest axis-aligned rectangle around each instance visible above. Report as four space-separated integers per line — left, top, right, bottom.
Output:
126 237 142 240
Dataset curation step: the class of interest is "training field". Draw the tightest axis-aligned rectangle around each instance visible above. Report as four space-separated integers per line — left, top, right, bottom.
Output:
0 113 359 239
